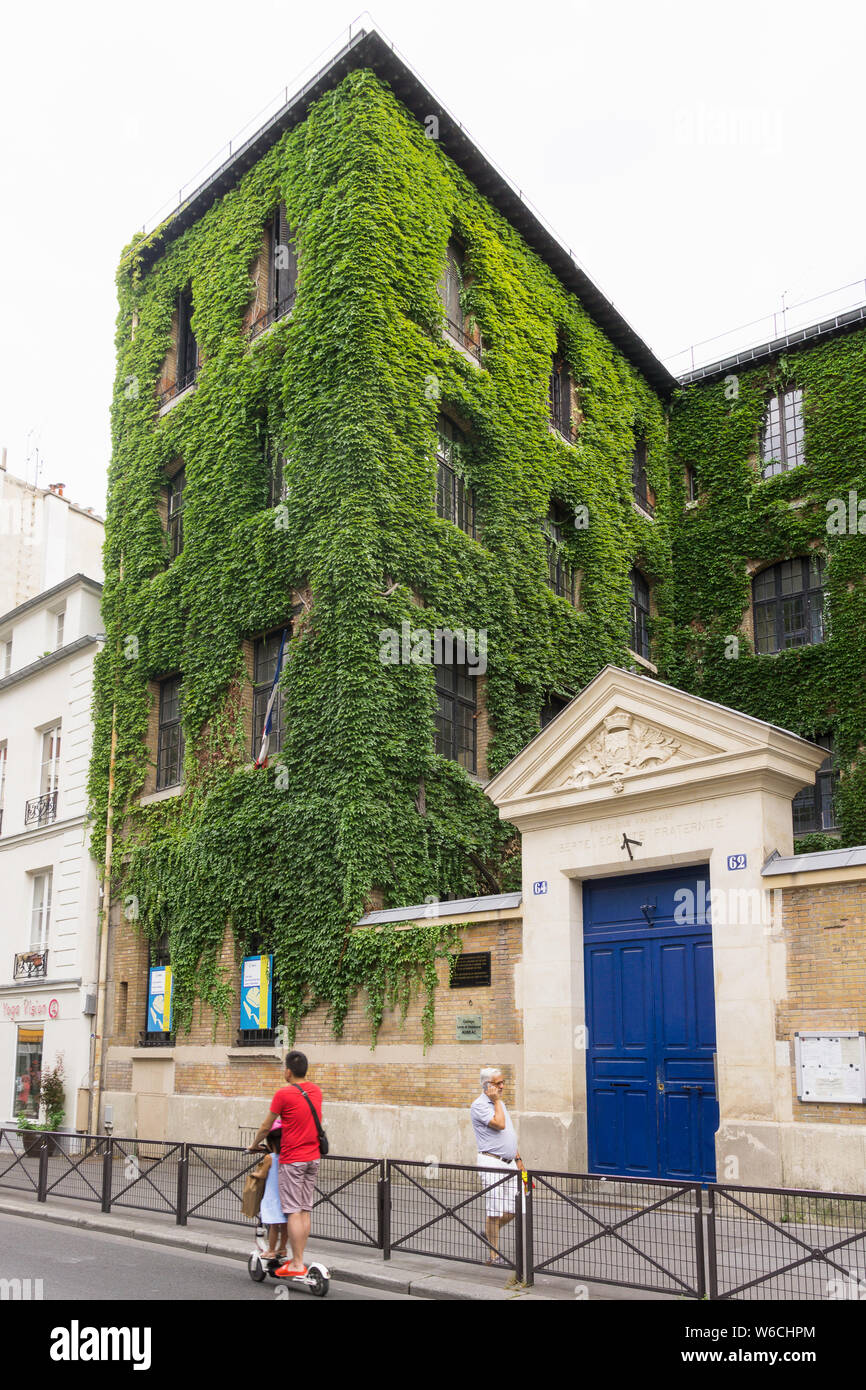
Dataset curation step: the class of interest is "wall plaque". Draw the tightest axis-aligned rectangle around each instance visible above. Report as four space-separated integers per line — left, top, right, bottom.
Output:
795 1031 866 1104
450 952 491 989
456 1013 483 1042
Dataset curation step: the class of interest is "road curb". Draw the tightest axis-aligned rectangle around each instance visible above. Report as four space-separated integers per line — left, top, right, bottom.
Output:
0 1195 551 1300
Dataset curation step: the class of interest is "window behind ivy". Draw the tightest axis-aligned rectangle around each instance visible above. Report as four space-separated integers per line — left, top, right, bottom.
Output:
167 466 185 558
176 289 198 393
792 735 839 835
629 568 651 660
753 556 825 654
434 660 477 773
264 435 288 508
632 437 654 515
236 938 281 1046
141 932 173 1047
549 355 573 439
761 388 804 477
544 503 578 603
685 464 698 503
156 676 184 789
436 416 476 536
252 632 286 758
541 693 570 729
271 204 297 319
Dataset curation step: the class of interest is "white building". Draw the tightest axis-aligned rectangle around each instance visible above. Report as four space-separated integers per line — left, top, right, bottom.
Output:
0 461 104 1132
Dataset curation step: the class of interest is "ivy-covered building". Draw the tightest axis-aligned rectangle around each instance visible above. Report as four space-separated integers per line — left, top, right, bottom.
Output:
90 31 865 1178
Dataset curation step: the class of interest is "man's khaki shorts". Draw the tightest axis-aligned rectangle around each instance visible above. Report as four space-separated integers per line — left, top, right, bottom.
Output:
277 1160 320 1215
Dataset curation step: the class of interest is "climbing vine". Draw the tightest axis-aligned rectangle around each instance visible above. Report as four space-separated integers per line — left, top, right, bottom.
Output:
90 68 673 1041
668 336 866 847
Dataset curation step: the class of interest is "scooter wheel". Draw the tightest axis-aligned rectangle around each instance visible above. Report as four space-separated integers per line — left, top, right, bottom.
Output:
308 1267 329 1297
248 1253 267 1283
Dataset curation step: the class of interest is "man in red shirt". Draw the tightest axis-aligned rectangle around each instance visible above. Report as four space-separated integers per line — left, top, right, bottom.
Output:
250 1051 323 1276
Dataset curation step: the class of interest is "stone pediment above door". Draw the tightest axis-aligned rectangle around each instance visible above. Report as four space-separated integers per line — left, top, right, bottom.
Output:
486 665 828 827
537 709 718 796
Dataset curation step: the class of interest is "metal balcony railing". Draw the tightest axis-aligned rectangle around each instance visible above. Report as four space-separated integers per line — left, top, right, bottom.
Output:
13 950 48 981
443 316 483 362
248 291 296 341
24 791 58 827
138 1030 175 1048
158 367 198 408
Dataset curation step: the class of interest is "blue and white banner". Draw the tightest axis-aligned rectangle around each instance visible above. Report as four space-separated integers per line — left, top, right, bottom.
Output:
241 954 273 1031
147 966 173 1033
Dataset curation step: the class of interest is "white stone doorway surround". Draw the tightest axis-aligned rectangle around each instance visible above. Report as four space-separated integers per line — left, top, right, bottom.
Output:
486 666 826 1182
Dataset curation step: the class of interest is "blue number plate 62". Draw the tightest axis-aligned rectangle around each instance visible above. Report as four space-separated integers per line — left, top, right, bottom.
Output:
727 854 747 870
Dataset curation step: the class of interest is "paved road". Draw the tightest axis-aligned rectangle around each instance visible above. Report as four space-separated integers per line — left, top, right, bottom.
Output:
0 1213 417 1301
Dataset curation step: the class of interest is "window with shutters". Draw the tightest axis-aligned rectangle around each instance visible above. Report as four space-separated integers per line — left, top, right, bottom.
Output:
175 288 198 394
792 735 839 835
543 503 579 603
753 556 825 654
549 354 575 441
761 388 805 478
629 568 651 660
436 239 482 361
435 416 476 537
251 205 297 339
632 436 655 516
156 676 184 789
434 660 477 773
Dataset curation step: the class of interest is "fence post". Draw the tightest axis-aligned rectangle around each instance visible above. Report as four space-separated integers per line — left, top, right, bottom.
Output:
36 1136 49 1203
514 1170 524 1283
101 1138 113 1214
381 1159 391 1260
176 1144 188 1226
706 1185 718 1300
693 1183 706 1298
523 1171 534 1287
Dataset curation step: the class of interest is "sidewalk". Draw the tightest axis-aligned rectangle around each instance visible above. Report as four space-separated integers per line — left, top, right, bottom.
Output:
0 1191 674 1301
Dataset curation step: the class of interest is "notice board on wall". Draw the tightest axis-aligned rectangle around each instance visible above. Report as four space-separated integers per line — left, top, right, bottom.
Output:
794 1031 866 1104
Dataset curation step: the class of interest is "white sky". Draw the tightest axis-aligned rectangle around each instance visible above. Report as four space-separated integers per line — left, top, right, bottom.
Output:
2 0 864 514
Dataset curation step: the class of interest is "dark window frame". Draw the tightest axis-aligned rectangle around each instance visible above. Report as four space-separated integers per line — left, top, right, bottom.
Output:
167 465 185 558
753 556 825 655
435 416 476 537
437 239 482 360
263 433 288 508
761 387 805 478
685 464 698 503
549 355 574 440
434 660 477 774
541 693 570 729
792 735 839 835
156 675 184 790
544 503 579 603
251 630 288 759
632 436 654 515
140 933 174 1047
176 289 198 393
236 937 281 1046
629 568 651 661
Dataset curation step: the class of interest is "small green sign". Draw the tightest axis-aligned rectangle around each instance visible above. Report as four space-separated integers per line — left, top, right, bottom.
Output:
456 1013 483 1042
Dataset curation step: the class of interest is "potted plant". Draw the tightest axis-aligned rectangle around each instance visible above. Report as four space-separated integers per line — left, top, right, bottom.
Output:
17 1054 66 1156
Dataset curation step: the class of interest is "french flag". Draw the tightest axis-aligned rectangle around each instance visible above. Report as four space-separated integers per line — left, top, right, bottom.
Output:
254 627 288 768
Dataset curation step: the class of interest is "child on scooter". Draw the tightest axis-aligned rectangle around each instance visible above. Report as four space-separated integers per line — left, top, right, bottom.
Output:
258 1124 287 1260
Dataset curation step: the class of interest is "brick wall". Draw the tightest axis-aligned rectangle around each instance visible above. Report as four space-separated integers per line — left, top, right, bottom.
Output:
776 880 866 1125
103 913 523 1111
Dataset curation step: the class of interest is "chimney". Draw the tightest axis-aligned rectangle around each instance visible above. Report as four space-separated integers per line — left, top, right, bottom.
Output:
48 482 65 497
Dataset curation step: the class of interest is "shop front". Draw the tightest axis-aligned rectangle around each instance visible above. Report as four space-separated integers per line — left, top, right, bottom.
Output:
1 986 89 1130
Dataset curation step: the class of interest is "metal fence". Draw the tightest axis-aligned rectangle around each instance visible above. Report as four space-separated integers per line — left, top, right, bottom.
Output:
708 1184 866 1300
2 1127 865 1299
386 1159 522 1273
525 1171 705 1296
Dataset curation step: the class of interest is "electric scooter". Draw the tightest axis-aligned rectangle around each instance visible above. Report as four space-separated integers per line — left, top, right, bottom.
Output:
247 1225 330 1296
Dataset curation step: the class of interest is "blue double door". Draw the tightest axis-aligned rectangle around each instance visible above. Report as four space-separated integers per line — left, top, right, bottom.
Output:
583 865 718 1182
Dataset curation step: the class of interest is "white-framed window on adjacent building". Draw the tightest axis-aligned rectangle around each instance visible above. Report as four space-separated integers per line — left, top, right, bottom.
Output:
30 870 52 950
2 638 11 676
40 725 61 797
55 610 65 649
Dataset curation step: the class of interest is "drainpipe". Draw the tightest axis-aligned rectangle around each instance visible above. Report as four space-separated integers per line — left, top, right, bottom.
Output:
89 696 117 1135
